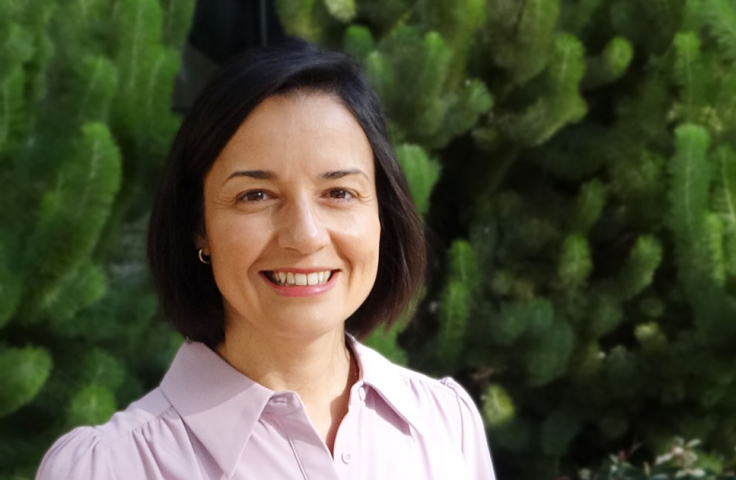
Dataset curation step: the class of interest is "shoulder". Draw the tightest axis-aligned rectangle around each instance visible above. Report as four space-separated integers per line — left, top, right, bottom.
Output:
356 340 482 442
355 343 497 478
36 426 115 480
36 388 174 480
392 362 483 439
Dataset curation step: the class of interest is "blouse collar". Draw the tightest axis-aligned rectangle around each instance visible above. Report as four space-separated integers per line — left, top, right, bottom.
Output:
159 334 426 477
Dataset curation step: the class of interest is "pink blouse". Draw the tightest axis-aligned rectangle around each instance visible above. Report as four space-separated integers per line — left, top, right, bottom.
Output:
36 335 496 479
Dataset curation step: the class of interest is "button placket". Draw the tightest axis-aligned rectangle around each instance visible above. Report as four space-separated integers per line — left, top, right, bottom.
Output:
274 393 341 480
332 391 360 478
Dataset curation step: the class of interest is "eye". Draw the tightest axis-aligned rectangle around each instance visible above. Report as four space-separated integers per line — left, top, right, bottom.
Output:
328 189 354 201
239 190 270 202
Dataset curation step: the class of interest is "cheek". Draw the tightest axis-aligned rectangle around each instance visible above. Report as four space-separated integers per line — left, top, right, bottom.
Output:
207 215 271 268
337 211 381 274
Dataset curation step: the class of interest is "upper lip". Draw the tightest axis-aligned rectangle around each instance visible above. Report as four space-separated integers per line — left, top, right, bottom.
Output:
262 268 337 274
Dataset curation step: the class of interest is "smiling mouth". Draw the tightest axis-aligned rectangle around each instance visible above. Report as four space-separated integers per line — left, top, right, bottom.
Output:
262 270 336 287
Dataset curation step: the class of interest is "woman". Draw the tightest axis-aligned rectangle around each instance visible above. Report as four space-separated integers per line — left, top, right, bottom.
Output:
37 40 496 480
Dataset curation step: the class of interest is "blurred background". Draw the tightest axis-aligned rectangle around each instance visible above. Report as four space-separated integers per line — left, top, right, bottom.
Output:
2 0 736 478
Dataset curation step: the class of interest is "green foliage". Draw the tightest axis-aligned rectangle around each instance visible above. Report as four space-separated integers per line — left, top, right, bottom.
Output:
436 280 471 363
558 234 593 289
357 0 416 32
0 67 27 155
614 235 663 301
395 144 441 216
490 299 553 346
575 437 736 480
321 0 736 477
668 124 713 286
21 122 122 317
65 384 116 429
343 25 374 61
704 0 736 61
499 32 587 147
0 347 52 418
4 0 736 478
420 0 485 84
159 0 195 48
0 0 192 474
540 408 581 456
323 0 357 23
113 0 181 159
275 0 319 40
0 244 21 328
447 240 481 290
525 318 574 386
484 0 561 86
481 384 515 427
357 24 492 148
570 179 607 234
583 36 633 90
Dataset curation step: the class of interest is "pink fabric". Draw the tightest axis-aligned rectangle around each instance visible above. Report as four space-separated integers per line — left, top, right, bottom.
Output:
37 335 496 479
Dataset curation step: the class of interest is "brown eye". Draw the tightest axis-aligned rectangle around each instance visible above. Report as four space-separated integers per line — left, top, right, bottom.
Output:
240 190 269 202
329 189 353 200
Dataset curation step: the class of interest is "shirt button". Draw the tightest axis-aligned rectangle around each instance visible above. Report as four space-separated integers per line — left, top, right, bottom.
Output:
341 452 353 464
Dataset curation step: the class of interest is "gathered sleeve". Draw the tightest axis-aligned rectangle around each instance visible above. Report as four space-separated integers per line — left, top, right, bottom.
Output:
36 427 117 480
440 377 497 480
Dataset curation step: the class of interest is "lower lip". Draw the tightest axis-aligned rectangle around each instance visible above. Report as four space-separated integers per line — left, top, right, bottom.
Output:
261 271 339 297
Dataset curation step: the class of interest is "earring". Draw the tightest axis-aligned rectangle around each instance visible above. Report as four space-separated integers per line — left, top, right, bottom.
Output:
198 248 211 264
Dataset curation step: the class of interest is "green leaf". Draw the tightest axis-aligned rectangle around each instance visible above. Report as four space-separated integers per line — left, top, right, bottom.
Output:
667 124 712 286
322 0 356 22
65 384 116 428
159 0 195 48
570 179 607 234
615 235 663 300
481 384 515 427
558 234 592 289
275 0 318 40
583 36 633 90
437 280 470 362
343 25 374 62
395 144 441 216
446 240 480 287
0 347 52 418
491 299 553 346
78 349 126 392
37 261 107 322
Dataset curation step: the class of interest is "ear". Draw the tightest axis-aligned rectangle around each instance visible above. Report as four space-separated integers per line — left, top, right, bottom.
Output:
194 231 210 255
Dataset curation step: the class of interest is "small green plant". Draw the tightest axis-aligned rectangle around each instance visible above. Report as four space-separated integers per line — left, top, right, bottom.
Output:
569 438 736 480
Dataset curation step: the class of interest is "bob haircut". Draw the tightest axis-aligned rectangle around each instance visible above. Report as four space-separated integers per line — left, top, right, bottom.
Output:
148 39 426 350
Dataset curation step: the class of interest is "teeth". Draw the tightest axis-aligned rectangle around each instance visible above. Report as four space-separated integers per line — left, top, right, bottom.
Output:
268 270 333 286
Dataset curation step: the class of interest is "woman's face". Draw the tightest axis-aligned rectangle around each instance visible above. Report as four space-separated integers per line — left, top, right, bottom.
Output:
198 92 381 342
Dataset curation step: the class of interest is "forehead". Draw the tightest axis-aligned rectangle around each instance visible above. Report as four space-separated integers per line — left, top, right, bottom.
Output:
211 91 375 178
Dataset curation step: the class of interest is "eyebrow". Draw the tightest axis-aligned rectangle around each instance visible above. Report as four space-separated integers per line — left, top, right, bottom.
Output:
225 168 368 183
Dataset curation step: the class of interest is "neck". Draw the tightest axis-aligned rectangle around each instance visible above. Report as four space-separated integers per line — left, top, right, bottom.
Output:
215 323 356 405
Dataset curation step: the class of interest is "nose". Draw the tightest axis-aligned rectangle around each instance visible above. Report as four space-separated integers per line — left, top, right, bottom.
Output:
276 194 329 254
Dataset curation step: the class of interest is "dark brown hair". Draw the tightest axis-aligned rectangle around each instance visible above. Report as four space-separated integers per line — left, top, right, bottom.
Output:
147 39 426 350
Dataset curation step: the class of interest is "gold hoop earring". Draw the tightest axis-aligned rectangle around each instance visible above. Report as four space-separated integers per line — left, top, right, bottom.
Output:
198 248 211 264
